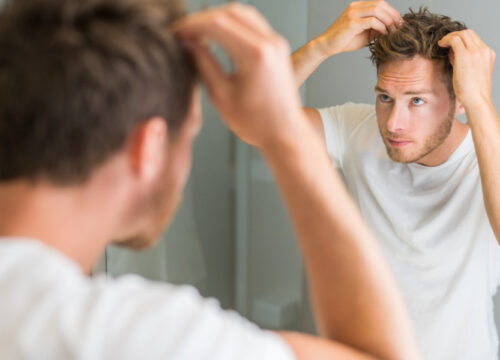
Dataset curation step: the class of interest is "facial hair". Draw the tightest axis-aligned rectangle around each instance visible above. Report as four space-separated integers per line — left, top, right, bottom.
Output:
380 104 455 164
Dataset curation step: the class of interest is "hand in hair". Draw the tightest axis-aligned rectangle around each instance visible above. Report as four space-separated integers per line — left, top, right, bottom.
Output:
439 30 496 110
314 0 402 57
173 3 304 151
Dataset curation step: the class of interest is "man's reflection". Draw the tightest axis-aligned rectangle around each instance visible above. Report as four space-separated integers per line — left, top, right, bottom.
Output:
293 3 499 359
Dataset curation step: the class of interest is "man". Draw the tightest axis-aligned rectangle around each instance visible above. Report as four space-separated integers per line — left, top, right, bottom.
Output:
0 0 421 359
293 1 499 359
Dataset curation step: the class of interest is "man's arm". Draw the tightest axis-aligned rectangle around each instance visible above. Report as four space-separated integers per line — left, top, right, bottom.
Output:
174 4 420 360
292 0 402 89
303 107 324 140
439 31 500 244
263 112 419 360
293 1 402 134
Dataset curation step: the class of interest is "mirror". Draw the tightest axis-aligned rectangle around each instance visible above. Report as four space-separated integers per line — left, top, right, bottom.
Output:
101 0 500 355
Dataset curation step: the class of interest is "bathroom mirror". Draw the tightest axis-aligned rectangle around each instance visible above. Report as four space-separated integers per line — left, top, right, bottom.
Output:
102 0 500 348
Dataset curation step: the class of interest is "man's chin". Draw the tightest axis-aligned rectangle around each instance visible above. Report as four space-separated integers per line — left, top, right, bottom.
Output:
385 147 418 164
112 234 160 251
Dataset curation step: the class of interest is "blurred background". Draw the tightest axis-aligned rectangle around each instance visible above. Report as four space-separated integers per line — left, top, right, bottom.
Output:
92 0 500 350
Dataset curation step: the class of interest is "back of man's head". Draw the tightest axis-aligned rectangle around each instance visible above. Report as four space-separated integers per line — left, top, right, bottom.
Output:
369 7 467 98
0 0 197 185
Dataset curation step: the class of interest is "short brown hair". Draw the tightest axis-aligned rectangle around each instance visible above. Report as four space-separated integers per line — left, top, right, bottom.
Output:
0 0 197 184
369 7 467 97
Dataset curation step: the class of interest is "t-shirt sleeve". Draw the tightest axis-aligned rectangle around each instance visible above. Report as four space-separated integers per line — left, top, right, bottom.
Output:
63 275 296 360
317 102 375 168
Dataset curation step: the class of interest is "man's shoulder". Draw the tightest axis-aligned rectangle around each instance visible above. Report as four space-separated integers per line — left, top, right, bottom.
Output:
341 102 375 114
318 102 376 126
318 102 377 139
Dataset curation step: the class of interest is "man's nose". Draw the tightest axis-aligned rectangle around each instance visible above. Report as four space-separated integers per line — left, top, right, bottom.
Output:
386 104 409 133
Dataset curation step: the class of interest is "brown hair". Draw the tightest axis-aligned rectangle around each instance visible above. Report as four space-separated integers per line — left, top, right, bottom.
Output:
369 7 467 97
0 0 197 184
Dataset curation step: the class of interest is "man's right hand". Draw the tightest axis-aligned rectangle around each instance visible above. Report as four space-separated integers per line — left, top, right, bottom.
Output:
292 1 401 90
173 4 304 152
316 0 402 57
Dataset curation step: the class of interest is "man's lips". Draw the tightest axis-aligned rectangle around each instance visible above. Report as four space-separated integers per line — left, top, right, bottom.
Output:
387 138 412 148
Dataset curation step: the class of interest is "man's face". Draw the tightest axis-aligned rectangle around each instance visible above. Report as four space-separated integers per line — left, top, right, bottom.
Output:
118 90 202 250
375 56 457 164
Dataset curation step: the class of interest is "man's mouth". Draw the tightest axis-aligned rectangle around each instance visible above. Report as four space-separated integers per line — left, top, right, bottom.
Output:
387 138 412 148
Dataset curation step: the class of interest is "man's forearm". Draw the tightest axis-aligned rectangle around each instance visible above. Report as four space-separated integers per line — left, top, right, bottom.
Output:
292 38 329 89
467 100 500 243
260 118 419 360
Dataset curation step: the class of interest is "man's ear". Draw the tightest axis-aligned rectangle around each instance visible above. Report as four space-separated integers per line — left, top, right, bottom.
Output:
128 117 169 182
454 99 466 117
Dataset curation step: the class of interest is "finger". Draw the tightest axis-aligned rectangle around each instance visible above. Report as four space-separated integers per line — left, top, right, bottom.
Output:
356 16 389 36
459 29 479 49
462 29 486 50
378 1 403 28
438 33 466 65
356 7 393 31
174 8 268 70
358 1 403 31
439 32 467 52
460 30 496 65
224 3 275 38
187 40 228 101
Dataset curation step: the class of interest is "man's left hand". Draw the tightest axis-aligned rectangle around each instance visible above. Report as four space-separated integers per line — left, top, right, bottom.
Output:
439 29 495 110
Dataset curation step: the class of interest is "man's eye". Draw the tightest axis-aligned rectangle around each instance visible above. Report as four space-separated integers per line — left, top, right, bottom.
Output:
379 94 391 102
412 97 424 105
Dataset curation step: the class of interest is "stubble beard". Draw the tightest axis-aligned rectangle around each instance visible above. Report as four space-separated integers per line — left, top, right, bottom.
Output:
380 106 455 164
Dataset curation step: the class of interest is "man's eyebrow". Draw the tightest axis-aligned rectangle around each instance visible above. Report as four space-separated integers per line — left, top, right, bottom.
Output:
374 86 433 95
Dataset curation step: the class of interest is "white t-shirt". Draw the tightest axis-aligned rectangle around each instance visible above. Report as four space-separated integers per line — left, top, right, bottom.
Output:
319 102 500 360
0 238 295 360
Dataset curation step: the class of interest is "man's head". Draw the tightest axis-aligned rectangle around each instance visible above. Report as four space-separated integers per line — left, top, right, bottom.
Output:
0 0 199 248
369 8 467 164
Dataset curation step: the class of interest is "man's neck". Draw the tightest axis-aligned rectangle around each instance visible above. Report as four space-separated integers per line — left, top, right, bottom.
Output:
0 181 115 274
416 119 470 167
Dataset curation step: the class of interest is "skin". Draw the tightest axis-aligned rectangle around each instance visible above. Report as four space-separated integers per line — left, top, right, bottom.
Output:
115 91 203 250
0 3 420 360
375 56 469 166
